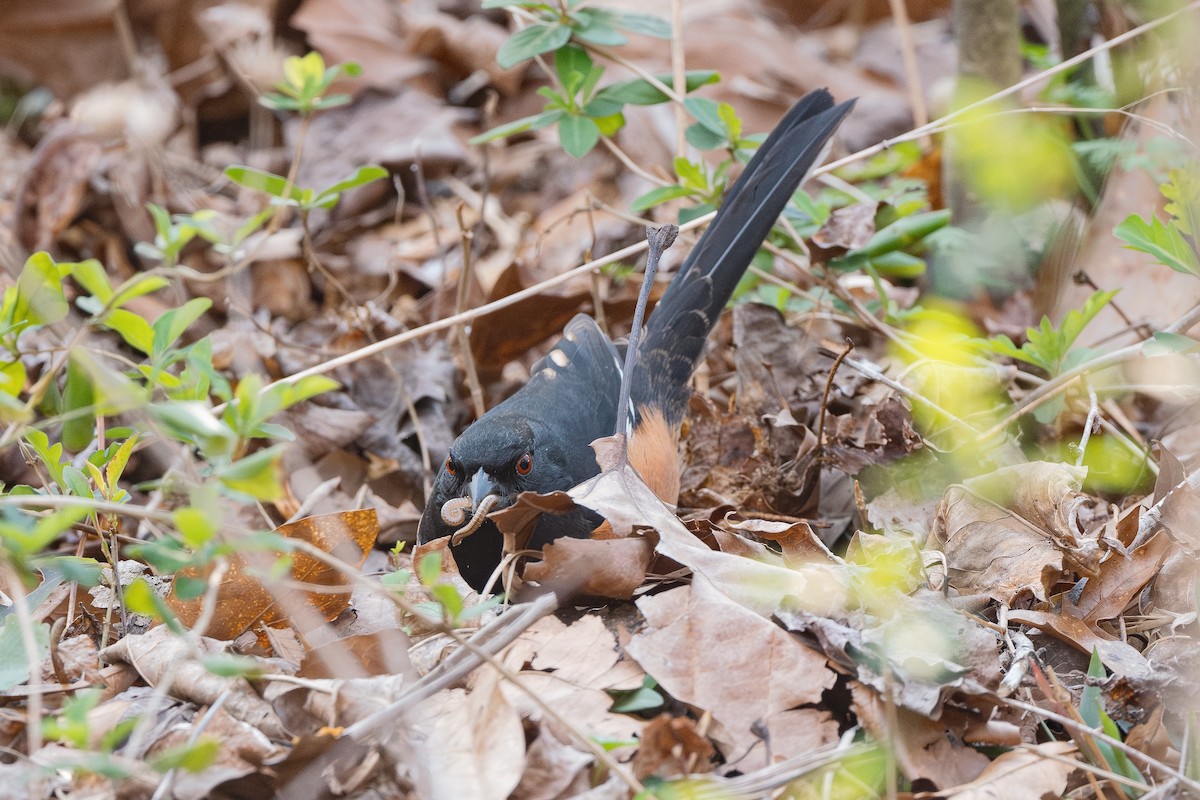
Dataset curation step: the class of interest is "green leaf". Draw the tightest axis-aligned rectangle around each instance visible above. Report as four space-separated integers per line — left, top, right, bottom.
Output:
844 210 952 262
673 157 707 191
150 737 220 774
417 551 442 585
555 44 593 96
430 583 464 621
224 166 306 203
469 109 565 145
497 23 572 69
592 70 718 107
609 676 664 713
684 97 723 135
1162 167 1200 237
311 165 390 208
174 506 218 548
152 298 213 357
1114 213 1200 276
149 402 236 460
215 446 285 500
70 259 113 304
570 9 628 46
0 359 25 399
103 308 156 355
591 112 625 137
107 274 170 313
61 356 96 452
684 121 725 151
678 200 716 225
1143 331 1199 356
62 466 92 498
630 184 694 213
611 10 671 38
0 569 64 621
32 555 103 587
15 252 70 326
24 429 67 488
557 114 600 158
202 654 266 679
104 435 139 490
0 615 48 690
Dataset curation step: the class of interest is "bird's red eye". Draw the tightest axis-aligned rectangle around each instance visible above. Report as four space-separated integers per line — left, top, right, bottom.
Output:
515 453 533 475
445 456 457 477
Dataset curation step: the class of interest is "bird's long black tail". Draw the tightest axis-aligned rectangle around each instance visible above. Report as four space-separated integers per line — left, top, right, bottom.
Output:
630 90 855 427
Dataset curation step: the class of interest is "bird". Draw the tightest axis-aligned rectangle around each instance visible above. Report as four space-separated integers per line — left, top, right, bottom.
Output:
418 90 855 592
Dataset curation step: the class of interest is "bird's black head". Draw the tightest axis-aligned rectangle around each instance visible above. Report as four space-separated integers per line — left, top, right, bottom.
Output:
417 410 587 591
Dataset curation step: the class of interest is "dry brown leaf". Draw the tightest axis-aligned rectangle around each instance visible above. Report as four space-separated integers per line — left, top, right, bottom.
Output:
626 580 835 764
813 200 879 252
523 536 653 599
512 722 596 800
100 625 288 740
913 741 1078 800
571 459 849 617
1066 532 1173 625
631 714 716 780
1148 447 1200 555
499 671 644 743
167 509 378 641
852 681 990 789
406 668 525 800
779 590 1001 719
724 517 836 564
146 705 280 800
14 124 103 252
291 0 425 93
931 462 1101 603
520 614 643 693
1006 609 1150 678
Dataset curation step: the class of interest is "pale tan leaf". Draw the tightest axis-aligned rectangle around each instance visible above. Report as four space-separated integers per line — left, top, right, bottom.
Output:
410 669 525 800
625 580 835 763
931 462 1101 603
914 741 1078 800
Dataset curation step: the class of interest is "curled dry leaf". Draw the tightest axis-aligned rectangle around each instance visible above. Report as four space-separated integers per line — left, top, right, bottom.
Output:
724 516 837 564
571 458 850 617
167 509 378 641
632 714 716 780
1146 446 1200 555
1006 609 1150 678
100 625 288 741
931 462 1101 603
523 536 654 600
626 579 836 765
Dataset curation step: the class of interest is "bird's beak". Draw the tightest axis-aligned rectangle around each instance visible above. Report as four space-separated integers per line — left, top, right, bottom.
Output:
466 468 498 508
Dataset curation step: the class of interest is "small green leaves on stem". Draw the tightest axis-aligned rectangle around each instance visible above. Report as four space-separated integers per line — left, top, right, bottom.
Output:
259 52 361 115
223 164 388 211
986 289 1118 376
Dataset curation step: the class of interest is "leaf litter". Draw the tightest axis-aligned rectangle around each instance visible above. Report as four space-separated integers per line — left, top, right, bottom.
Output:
0 0 1197 798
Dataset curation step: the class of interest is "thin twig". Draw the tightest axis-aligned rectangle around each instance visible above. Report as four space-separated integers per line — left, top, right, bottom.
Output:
615 225 679 438
454 203 486 419
886 0 929 140
670 0 687 158
1001 695 1200 794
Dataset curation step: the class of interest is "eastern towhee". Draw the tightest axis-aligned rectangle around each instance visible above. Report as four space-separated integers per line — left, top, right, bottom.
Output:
418 90 855 591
